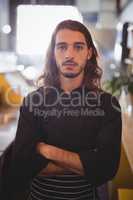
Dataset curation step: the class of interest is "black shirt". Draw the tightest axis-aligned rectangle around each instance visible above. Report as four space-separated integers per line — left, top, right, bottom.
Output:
1 86 122 200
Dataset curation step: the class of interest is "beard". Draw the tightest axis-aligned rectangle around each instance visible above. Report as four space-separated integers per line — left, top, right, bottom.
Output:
60 65 84 78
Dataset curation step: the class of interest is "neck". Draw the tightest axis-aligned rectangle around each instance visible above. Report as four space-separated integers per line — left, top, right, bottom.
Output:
60 73 84 93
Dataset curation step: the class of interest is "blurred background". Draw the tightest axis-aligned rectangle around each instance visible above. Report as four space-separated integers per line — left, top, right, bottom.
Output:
0 0 133 199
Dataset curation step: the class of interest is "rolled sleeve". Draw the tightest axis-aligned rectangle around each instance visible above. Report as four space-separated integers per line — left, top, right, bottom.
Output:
79 94 122 186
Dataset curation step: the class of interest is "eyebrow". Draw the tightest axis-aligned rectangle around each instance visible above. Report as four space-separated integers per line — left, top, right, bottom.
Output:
55 42 86 46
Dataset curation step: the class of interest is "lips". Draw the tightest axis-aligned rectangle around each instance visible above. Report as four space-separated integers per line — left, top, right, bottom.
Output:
63 62 77 66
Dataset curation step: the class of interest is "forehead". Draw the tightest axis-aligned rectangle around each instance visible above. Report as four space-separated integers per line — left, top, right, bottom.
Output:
55 29 87 44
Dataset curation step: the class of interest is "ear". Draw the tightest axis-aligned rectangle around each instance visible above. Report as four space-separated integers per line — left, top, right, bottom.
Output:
88 48 92 60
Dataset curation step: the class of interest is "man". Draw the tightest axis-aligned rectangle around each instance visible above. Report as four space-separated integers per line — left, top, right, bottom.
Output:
1 20 122 200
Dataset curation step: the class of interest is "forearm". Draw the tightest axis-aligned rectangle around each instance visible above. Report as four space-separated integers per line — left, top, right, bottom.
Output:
39 161 71 176
52 148 84 175
37 143 84 176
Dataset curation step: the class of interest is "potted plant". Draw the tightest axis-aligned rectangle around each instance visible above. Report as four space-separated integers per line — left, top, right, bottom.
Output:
103 74 133 100
103 75 127 98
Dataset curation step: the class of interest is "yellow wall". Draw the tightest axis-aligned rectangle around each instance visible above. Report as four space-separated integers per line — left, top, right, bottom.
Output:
110 145 133 200
0 74 23 107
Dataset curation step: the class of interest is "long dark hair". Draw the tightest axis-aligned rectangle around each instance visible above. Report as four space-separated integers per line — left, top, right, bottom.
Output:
38 20 102 90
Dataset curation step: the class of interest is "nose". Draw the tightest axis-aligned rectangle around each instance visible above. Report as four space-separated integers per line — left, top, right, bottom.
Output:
65 45 75 59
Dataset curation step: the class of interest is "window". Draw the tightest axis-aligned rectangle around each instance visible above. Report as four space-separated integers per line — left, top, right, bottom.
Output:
16 5 82 55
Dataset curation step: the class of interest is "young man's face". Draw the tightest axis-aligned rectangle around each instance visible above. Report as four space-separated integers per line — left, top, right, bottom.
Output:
54 29 92 78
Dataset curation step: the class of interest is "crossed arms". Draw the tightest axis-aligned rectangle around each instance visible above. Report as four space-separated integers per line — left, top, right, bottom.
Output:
37 143 85 176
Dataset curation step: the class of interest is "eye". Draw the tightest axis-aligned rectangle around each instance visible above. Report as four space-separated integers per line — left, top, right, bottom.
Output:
56 44 67 51
74 44 84 51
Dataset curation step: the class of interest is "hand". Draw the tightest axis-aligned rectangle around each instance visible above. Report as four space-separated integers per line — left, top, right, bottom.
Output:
37 142 47 156
39 162 70 176
37 142 53 159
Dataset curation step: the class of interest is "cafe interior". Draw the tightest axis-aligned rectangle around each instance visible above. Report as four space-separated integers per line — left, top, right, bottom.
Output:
0 0 133 199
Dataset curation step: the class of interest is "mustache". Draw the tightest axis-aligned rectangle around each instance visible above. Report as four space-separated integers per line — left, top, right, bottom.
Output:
62 60 78 66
